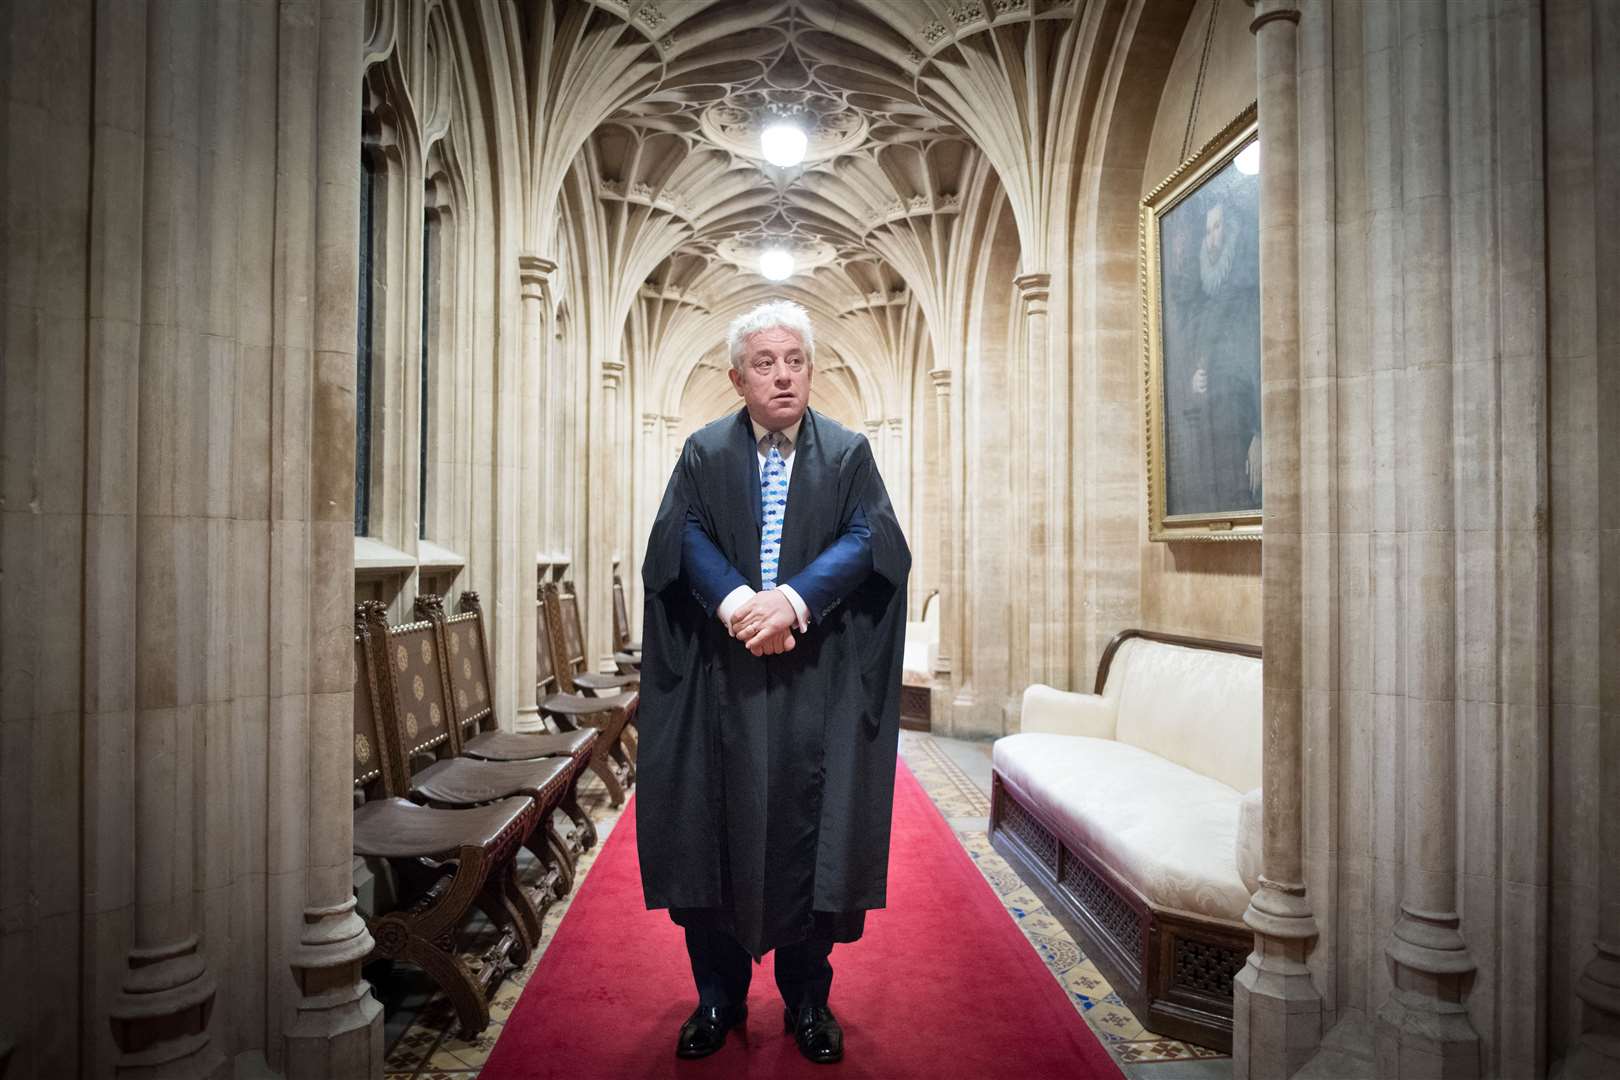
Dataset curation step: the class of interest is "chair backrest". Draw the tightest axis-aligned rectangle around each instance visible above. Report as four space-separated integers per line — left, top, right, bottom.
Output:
538 581 581 693
440 591 498 739
368 601 454 774
612 574 631 651
1097 630 1263 793
558 584 588 676
536 583 560 699
353 603 406 798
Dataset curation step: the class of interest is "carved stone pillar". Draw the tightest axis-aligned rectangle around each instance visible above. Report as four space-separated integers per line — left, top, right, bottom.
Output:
107 4 226 1074
886 418 906 523
1232 3 1323 1077
928 369 953 682
1012 271 1056 688
284 2 384 1076
864 419 886 475
1371 2 1480 1075
588 359 626 668
1566 2 1620 1075
517 254 556 729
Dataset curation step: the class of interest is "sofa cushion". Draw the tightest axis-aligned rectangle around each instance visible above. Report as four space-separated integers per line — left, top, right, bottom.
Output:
993 732 1251 921
1107 638 1262 794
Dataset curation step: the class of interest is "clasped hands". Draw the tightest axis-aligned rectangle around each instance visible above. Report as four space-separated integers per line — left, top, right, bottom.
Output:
728 589 799 656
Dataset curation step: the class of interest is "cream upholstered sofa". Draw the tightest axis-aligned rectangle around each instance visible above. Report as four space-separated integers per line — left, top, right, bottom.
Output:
899 589 939 729
989 629 1263 1051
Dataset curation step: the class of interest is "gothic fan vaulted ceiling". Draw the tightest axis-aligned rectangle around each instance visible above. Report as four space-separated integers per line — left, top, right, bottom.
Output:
544 0 1081 426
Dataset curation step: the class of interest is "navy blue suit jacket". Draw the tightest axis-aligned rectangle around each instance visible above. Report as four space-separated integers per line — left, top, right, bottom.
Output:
681 415 875 624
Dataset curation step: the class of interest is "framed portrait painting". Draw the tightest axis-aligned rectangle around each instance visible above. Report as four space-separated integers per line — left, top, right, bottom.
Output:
1141 104 1262 541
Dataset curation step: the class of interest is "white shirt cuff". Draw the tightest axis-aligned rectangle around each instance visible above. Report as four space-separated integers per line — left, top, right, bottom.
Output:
717 585 755 629
777 584 810 632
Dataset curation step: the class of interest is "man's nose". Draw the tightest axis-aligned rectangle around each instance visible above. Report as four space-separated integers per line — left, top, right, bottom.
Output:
774 366 791 386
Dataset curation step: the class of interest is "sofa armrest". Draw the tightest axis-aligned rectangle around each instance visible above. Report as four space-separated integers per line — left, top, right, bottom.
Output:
1237 787 1263 895
1019 684 1118 739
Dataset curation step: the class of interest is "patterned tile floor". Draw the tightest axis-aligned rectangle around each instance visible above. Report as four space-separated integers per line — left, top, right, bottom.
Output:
377 732 1230 1079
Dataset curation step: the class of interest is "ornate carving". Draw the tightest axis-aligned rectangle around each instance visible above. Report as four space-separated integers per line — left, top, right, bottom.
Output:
1061 848 1143 960
1001 792 1058 872
1173 935 1248 998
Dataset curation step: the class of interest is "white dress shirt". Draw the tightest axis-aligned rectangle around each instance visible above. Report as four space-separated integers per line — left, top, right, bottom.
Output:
717 417 810 633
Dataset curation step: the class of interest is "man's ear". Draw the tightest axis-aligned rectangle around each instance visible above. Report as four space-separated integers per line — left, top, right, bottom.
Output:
729 367 745 395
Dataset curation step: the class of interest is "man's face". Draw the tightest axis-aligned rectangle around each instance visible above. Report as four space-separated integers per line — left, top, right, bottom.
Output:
729 325 812 430
1203 204 1226 258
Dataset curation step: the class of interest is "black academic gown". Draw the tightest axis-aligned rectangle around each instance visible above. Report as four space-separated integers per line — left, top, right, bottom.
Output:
637 407 911 959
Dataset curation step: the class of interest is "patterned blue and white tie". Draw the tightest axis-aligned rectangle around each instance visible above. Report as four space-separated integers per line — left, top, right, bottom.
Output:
759 432 788 590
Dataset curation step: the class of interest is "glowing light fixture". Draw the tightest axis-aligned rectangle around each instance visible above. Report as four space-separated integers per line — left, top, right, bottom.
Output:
759 248 795 281
1234 141 1261 176
760 121 808 168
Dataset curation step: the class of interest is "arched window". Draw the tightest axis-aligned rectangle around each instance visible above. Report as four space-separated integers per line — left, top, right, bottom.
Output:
356 146 379 536
419 206 435 538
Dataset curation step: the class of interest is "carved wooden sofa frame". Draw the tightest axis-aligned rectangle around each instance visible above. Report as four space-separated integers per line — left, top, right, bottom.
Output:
988 629 1260 1052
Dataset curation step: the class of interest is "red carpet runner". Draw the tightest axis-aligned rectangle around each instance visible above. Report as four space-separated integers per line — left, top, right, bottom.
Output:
481 761 1122 1079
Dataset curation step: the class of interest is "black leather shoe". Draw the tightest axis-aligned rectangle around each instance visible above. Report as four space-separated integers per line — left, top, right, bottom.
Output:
676 1003 747 1059
784 1004 844 1064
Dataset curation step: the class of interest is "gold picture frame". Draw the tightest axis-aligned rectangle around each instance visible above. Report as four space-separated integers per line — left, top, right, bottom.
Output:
1142 104 1262 542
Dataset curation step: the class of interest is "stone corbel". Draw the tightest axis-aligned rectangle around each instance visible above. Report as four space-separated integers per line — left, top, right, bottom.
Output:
519 253 557 308
1012 271 1051 316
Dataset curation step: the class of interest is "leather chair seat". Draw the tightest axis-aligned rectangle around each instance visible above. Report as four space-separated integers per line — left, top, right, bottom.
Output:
412 755 570 807
465 727 595 763
353 796 533 860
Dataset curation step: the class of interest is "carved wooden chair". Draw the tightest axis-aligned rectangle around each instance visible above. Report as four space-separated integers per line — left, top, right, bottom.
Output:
554 580 640 696
431 591 630 828
611 573 640 672
364 602 573 909
542 581 639 789
351 605 535 1039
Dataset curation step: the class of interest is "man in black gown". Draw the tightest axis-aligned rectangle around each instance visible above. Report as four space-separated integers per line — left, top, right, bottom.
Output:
638 300 911 1064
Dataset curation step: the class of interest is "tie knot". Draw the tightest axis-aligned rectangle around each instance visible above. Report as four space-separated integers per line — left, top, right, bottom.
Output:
762 431 786 453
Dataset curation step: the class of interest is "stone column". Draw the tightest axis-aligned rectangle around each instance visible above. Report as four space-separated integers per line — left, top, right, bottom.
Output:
1012 271 1056 688
106 3 226 1074
284 2 384 1076
588 359 626 668
865 419 886 476
1373 2 1480 1075
1232 2 1323 1076
928 369 954 686
663 415 681 471
516 254 555 729
1567 1 1620 1074
886 418 906 525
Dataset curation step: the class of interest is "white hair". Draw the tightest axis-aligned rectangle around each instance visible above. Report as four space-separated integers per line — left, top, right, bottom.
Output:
727 300 815 372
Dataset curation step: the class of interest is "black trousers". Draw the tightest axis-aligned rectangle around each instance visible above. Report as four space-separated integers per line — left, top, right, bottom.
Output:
685 924 835 1012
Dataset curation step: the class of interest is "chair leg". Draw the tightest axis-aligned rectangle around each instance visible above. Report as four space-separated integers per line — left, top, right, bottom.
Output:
376 911 491 1040
591 755 626 808
559 772 597 851
476 858 538 966
522 829 566 902
542 818 576 896
412 935 493 1040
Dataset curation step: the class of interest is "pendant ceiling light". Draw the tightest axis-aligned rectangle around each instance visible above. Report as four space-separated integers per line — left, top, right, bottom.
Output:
759 248 795 281
760 121 808 168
